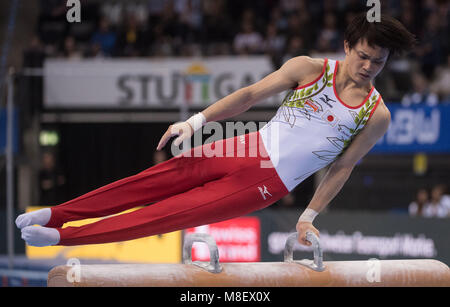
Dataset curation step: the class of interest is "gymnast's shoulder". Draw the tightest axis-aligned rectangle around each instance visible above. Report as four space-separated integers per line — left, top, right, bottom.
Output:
278 56 326 87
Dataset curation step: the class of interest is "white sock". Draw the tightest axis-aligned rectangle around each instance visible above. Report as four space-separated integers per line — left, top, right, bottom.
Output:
15 208 52 229
21 226 60 247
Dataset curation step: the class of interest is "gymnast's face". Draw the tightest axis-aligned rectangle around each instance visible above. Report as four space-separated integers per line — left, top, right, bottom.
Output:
344 39 389 85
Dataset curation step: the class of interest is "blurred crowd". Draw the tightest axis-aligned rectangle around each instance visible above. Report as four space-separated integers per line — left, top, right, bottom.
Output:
23 0 450 102
408 184 450 218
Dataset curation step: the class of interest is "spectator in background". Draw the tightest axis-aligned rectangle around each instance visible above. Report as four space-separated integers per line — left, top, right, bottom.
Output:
116 13 146 57
39 151 66 206
100 1 123 26
408 188 430 217
148 22 174 57
176 0 203 55
23 36 46 67
148 0 166 20
401 71 439 107
422 184 450 218
90 17 117 57
322 0 339 15
435 0 449 54
240 9 260 33
154 1 186 55
441 184 450 214
86 42 104 58
279 0 305 13
431 53 450 102
315 12 341 53
177 0 203 38
269 6 288 34
287 8 315 51
125 1 149 27
233 20 263 55
283 35 308 63
399 5 419 39
201 0 233 56
60 36 82 59
414 12 445 79
411 184 450 218
285 12 302 39
262 23 286 58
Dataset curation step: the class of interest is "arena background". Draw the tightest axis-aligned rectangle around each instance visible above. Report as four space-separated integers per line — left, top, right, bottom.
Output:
0 0 449 287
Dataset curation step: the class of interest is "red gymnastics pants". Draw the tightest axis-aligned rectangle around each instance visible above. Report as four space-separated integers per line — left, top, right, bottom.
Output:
45 131 289 246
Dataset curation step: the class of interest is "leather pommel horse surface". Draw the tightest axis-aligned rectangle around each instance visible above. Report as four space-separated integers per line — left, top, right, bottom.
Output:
47 233 450 287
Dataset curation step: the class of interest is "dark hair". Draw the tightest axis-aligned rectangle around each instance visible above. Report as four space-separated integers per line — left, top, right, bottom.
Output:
344 13 417 56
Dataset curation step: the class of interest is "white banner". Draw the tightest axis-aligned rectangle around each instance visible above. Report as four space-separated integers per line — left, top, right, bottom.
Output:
44 56 284 109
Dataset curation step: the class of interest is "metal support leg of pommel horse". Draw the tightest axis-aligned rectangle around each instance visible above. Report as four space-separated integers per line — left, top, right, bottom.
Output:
47 232 450 287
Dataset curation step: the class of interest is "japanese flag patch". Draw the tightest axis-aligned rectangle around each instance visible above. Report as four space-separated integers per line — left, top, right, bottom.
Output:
322 109 339 127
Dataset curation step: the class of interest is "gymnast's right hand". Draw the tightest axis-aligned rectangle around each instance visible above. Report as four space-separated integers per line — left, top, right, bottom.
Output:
157 112 206 151
156 121 194 151
296 221 320 247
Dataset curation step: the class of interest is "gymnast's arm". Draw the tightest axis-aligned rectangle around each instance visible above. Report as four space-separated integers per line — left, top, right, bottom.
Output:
201 56 318 122
157 56 319 150
296 100 391 246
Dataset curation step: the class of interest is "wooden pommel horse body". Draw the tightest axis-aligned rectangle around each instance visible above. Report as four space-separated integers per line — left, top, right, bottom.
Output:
47 232 450 287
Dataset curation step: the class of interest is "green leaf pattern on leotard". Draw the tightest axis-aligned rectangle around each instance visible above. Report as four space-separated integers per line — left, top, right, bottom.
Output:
281 62 332 108
338 93 379 157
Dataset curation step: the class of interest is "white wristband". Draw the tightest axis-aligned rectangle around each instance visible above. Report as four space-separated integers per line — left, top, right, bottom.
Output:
298 208 319 223
186 112 206 132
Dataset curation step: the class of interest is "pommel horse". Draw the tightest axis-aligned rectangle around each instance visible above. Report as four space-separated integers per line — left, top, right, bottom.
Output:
47 232 450 287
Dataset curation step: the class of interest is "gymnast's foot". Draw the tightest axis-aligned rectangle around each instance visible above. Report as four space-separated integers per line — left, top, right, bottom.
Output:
21 226 60 247
15 208 52 229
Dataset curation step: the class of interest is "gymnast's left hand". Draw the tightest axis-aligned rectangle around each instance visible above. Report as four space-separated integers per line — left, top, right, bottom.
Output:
156 121 194 151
